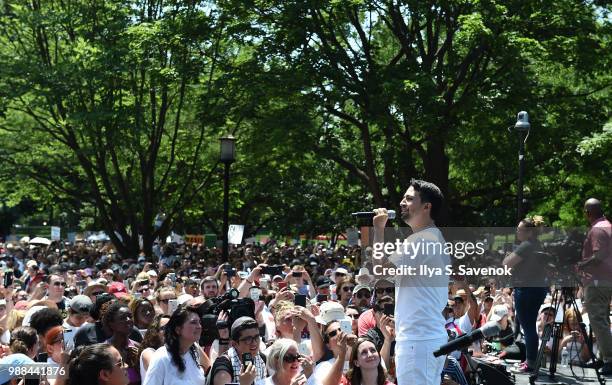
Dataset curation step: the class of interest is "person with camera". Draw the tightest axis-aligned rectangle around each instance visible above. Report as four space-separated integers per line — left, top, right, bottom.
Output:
577 198 612 375
502 217 548 373
208 316 267 385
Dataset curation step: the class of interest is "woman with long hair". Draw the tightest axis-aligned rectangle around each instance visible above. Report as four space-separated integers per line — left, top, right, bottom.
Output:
67 343 129 385
138 314 171 379
101 301 141 385
342 337 394 385
503 216 548 373
129 298 156 332
142 305 210 385
559 308 590 364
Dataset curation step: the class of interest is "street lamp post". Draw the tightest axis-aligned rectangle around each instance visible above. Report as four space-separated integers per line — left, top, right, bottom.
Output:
220 134 236 263
514 111 530 223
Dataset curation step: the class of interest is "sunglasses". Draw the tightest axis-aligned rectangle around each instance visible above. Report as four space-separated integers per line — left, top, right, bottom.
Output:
347 313 360 319
355 291 371 299
283 353 301 363
327 328 341 338
91 291 105 297
375 287 394 295
138 287 150 293
238 334 260 344
53 281 67 287
159 298 174 304
114 358 124 367
342 286 355 293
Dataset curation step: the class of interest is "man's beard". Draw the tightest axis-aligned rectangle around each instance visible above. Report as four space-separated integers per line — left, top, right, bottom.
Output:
401 209 411 223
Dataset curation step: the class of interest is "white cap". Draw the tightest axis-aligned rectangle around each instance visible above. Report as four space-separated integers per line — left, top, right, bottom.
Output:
489 304 509 323
315 301 351 325
147 270 158 277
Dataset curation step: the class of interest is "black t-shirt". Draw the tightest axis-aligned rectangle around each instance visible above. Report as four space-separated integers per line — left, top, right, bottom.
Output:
511 240 542 286
73 321 143 348
209 355 234 382
209 353 266 384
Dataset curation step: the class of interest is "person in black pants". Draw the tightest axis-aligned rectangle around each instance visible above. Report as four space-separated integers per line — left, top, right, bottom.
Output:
503 217 547 373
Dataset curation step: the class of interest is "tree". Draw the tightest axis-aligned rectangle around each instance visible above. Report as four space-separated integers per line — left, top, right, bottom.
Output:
227 0 610 225
0 0 231 257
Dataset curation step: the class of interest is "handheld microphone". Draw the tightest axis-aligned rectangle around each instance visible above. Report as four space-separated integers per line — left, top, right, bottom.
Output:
351 210 396 220
433 321 500 357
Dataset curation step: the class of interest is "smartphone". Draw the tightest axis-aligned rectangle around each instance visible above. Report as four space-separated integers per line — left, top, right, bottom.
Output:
294 294 307 307
292 271 303 278
3 271 13 287
262 265 283 276
168 299 178 314
383 303 395 317
316 294 328 303
224 267 236 278
250 287 262 302
134 292 142 300
339 319 352 334
63 329 74 350
277 281 287 290
259 278 270 290
242 352 253 366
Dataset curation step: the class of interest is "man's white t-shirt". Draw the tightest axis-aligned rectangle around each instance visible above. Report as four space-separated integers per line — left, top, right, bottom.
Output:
389 227 450 342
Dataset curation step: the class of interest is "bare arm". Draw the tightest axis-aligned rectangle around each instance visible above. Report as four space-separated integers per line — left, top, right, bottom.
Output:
321 333 349 385
502 252 522 269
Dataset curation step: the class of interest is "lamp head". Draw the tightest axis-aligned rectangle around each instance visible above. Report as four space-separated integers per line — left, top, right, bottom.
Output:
514 111 530 131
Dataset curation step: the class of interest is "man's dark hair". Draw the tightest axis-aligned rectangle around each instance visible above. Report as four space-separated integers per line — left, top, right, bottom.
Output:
29 308 63 336
410 178 444 220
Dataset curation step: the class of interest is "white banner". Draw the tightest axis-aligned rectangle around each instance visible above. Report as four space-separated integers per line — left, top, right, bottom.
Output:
228 224 245 245
51 226 61 241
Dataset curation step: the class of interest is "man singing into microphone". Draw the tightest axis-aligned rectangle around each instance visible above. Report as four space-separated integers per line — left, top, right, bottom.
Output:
373 179 449 385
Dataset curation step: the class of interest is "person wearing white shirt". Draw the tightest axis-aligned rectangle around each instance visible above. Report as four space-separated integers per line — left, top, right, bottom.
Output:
373 179 449 385
142 306 210 385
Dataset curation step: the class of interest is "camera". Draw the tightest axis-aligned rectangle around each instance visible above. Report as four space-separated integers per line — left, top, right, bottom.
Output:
195 288 255 346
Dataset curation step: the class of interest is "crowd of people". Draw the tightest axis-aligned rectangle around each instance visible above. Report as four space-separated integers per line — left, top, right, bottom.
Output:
0 184 608 385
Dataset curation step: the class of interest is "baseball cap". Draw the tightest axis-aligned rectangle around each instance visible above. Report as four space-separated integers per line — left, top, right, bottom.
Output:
26 260 38 268
315 301 351 325
352 284 372 295
108 282 129 299
69 295 93 314
147 270 158 277
316 276 332 289
489 304 509 323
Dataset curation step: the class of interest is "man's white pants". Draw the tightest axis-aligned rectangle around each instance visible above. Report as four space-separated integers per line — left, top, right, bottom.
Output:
395 337 447 385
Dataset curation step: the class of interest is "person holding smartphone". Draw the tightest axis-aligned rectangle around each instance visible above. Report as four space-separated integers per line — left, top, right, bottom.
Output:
285 266 315 299
208 317 267 385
